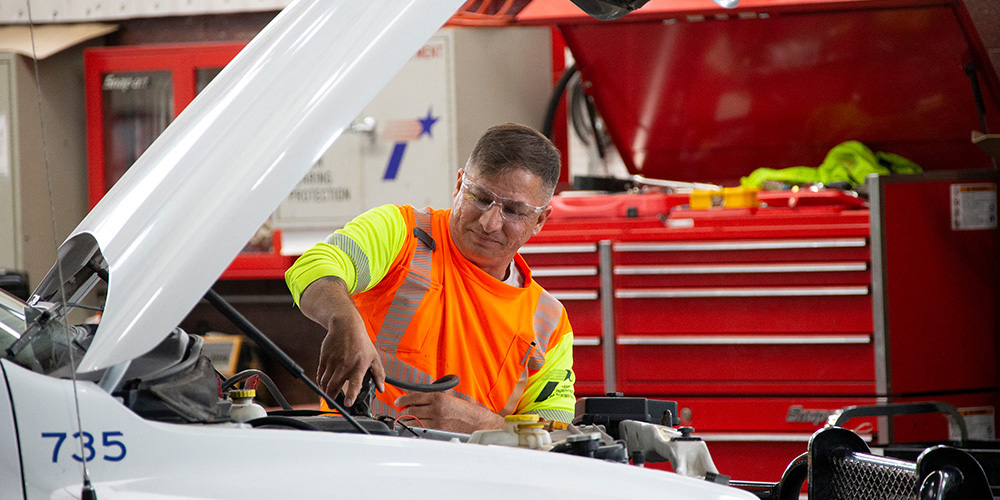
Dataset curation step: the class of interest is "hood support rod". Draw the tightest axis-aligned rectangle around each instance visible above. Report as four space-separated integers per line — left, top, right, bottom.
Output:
203 289 370 435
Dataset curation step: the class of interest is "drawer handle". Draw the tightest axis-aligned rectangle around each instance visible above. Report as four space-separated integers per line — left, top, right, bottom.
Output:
616 335 871 345
615 286 869 298
573 337 601 346
614 238 867 252
520 244 597 254
614 262 868 275
550 290 599 300
533 266 598 277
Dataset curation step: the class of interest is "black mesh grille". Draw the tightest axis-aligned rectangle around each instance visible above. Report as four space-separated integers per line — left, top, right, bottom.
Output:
819 453 919 500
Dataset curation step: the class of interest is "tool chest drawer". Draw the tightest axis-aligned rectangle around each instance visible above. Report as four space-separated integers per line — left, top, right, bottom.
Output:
519 242 599 267
547 296 600 337
671 396 879 480
613 238 871 265
521 242 606 395
523 215 874 410
617 270 870 288
611 235 874 394
616 339 875 395
571 342 604 396
521 243 603 338
616 293 871 334
675 396 878 433
614 262 870 288
616 294 872 334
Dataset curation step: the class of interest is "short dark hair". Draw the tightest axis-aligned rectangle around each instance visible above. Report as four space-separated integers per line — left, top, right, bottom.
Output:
466 123 561 199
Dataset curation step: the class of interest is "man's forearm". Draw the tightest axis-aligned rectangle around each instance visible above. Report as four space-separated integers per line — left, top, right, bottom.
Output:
301 275 385 400
299 276 355 330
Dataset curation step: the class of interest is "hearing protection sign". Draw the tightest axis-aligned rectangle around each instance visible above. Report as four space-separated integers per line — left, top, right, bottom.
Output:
951 183 997 230
273 33 452 231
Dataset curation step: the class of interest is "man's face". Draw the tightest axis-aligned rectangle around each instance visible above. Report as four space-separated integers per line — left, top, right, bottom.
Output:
449 166 553 280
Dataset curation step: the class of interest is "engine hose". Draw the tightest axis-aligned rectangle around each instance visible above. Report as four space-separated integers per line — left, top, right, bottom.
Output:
385 374 459 393
581 85 607 161
542 63 579 140
964 61 990 134
222 369 294 410
247 416 322 431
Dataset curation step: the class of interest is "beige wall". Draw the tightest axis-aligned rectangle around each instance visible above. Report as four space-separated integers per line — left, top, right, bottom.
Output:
0 46 90 291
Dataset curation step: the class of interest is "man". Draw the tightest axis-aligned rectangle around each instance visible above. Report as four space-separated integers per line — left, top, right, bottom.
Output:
285 123 575 433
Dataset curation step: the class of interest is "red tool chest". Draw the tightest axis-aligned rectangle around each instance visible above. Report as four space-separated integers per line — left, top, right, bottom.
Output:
522 181 999 480
522 200 880 478
514 0 1000 480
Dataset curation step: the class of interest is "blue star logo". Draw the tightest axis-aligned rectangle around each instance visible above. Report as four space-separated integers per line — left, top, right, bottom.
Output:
383 108 440 181
418 108 439 138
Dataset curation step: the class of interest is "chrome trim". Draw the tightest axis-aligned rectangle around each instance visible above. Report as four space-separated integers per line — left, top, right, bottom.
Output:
869 173 890 396
613 239 867 252
614 262 868 275
877 396 890 445
520 243 598 254
550 290 599 301
573 337 601 347
615 286 869 299
599 240 616 394
616 335 871 345
698 432 872 443
532 266 598 277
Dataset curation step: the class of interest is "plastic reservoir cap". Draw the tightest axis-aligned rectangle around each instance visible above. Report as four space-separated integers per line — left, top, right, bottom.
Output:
229 389 256 399
505 414 540 423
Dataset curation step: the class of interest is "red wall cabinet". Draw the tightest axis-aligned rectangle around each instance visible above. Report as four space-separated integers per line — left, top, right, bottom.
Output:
84 43 296 279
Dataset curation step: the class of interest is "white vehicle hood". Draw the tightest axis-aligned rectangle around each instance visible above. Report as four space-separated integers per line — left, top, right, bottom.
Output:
31 0 464 373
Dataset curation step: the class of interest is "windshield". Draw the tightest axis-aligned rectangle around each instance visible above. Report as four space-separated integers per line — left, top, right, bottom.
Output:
0 289 87 377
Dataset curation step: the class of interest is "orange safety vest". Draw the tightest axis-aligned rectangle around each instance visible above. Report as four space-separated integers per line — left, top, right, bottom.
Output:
353 206 567 417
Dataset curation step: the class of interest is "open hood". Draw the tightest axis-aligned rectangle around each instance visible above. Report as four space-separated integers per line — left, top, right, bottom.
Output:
31 0 465 374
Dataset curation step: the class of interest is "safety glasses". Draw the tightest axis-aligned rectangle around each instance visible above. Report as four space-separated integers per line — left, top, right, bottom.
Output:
460 173 546 223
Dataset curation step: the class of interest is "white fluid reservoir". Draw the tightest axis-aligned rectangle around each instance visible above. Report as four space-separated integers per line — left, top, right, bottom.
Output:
229 389 267 423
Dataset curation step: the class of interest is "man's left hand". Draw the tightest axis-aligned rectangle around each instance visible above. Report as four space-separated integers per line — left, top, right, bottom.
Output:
394 392 505 433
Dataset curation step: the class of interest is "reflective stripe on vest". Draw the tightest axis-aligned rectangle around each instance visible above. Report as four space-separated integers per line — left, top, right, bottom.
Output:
374 208 434 355
533 408 575 423
326 233 372 292
500 290 562 415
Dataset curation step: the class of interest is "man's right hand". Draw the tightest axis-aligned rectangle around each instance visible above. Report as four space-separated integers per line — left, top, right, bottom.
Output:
300 277 386 406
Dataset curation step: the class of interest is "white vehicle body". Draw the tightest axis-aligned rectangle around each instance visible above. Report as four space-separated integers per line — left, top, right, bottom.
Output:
0 357 754 499
0 0 759 498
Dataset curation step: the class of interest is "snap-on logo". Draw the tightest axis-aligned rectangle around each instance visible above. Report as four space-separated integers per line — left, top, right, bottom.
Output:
786 405 835 426
102 74 150 91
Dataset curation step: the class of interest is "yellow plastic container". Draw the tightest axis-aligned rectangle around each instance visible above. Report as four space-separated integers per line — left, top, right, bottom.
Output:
722 187 760 209
504 414 540 423
469 414 541 447
689 189 721 209
516 422 552 450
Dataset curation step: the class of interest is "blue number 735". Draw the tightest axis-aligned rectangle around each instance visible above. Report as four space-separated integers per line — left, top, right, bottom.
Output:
41 431 126 463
